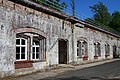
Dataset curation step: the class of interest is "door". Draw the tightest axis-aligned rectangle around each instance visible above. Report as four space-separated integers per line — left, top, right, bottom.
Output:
58 39 68 64
113 45 118 58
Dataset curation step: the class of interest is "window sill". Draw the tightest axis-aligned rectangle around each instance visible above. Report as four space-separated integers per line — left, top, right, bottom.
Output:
15 60 33 64
83 56 88 60
32 59 47 63
94 56 98 59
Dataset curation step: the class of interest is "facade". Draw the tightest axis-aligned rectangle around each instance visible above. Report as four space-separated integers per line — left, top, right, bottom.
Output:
0 0 120 78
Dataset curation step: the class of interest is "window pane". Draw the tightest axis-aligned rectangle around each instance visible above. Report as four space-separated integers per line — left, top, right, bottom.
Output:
77 49 79 56
16 54 20 59
36 53 39 59
21 54 25 59
21 47 25 53
16 47 20 54
33 40 39 45
21 39 25 45
77 42 79 47
36 47 39 52
32 53 35 59
16 39 20 45
33 47 35 52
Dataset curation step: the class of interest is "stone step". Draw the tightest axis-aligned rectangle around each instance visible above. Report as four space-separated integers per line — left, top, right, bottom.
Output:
14 67 36 76
59 64 75 69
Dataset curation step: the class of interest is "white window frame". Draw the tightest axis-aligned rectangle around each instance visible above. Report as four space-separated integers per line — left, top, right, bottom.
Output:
16 38 27 61
16 33 46 61
31 42 40 60
77 40 88 57
105 43 110 56
94 42 101 57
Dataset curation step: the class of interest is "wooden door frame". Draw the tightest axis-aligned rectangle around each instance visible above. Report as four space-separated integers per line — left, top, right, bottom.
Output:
58 38 69 64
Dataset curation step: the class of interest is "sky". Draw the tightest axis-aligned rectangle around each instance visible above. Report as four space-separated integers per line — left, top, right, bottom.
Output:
62 0 120 19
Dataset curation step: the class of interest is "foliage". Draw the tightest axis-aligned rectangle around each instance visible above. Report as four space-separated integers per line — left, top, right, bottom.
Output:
109 11 120 32
34 0 67 11
89 2 111 26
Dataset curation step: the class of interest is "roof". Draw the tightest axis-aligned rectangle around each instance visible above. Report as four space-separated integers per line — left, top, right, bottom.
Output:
8 0 120 38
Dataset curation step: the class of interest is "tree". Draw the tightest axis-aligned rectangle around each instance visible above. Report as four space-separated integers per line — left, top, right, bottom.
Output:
89 2 111 26
34 0 67 11
109 11 120 32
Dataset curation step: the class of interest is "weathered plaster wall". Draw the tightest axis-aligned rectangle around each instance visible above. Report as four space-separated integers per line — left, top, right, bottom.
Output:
75 25 120 62
0 0 16 77
0 0 73 77
0 0 120 78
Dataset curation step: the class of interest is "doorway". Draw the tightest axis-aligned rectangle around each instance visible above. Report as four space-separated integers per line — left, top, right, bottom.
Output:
113 45 119 58
58 39 68 64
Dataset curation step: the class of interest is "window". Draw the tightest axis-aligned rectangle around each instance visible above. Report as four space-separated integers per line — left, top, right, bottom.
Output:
118 47 120 55
16 38 27 60
77 40 88 57
94 42 101 57
32 39 40 60
113 45 118 58
16 33 46 61
105 43 110 56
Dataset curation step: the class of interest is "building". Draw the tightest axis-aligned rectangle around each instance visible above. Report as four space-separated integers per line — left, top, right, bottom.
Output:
0 0 120 78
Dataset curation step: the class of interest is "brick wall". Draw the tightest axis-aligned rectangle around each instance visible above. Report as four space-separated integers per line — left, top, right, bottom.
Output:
15 61 33 69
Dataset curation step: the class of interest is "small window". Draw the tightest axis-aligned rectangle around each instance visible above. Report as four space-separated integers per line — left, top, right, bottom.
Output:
94 42 101 57
105 44 110 56
16 38 27 60
32 39 40 60
77 40 88 57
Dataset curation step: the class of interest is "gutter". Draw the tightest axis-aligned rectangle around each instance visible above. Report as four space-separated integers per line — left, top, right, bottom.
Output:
8 0 84 24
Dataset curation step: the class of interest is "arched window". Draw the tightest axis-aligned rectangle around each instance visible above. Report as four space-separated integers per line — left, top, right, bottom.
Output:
105 43 110 56
16 38 27 60
94 42 101 57
77 40 88 57
16 33 46 61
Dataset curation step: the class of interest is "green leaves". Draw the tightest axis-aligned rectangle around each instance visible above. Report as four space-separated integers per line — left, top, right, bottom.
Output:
109 11 120 32
89 2 111 26
89 2 120 34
